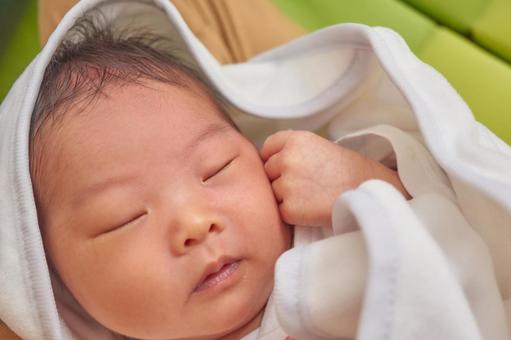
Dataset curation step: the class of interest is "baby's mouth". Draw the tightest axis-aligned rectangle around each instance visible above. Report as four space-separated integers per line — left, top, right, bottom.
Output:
194 257 241 293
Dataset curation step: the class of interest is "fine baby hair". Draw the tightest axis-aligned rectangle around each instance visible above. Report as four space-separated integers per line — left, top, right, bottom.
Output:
30 13 237 164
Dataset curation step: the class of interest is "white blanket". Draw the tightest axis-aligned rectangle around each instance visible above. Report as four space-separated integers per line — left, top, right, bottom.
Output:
1 0 510 339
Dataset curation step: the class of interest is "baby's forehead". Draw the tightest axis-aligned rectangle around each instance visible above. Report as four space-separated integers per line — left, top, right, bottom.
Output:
32 81 230 168
46 79 229 135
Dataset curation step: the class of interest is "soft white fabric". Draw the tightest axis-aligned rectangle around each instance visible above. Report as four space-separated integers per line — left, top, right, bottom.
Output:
1 0 511 339
271 126 507 340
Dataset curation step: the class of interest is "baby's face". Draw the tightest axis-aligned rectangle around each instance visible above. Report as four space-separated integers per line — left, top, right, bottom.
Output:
34 81 291 339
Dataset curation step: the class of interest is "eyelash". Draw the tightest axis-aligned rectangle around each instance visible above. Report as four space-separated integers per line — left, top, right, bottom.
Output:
203 159 234 182
99 212 147 236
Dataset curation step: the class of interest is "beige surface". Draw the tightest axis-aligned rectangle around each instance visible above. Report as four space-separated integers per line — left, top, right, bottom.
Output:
0 320 21 340
2 1 304 338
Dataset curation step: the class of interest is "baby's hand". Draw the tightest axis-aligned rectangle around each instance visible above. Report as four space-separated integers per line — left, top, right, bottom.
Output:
260 130 409 228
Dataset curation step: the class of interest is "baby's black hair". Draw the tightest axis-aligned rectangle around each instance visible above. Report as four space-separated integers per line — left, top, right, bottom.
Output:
30 12 237 148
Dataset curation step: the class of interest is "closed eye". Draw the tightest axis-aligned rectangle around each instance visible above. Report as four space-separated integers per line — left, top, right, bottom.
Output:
97 211 147 236
203 158 235 182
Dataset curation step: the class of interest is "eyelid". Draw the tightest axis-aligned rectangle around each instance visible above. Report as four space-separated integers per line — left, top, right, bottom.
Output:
203 158 235 182
98 211 147 236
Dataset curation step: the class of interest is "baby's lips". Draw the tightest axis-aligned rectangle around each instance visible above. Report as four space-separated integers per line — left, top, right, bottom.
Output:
194 255 239 291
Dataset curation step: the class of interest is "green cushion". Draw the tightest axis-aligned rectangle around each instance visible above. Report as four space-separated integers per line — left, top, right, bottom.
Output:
273 0 435 54
473 0 511 63
401 0 488 34
0 0 39 101
416 27 511 143
403 0 511 64
0 0 28 55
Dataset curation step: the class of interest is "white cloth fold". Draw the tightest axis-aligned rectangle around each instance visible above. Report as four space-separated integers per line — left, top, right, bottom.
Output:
1 0 510 339
272 125 507 340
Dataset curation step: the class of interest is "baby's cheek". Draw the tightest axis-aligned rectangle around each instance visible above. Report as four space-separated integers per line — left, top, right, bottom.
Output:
245 152 274 191
252 168 293 252
244 173 290 249
66 236 184 335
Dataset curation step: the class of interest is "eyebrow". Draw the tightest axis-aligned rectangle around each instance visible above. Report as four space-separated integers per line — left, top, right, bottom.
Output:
71 123 231 206
183 122 231 153
70 173 139 208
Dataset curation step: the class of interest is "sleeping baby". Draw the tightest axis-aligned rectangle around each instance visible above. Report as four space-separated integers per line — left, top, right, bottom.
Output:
28 17 410 340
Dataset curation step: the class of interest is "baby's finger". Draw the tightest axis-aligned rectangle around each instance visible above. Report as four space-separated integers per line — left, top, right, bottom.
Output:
270 177 285 203
263 154 282 181
259 129 294 161
278 199 299 226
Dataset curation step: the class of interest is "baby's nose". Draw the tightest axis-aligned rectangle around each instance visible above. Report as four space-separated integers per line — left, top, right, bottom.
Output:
170 208 224 255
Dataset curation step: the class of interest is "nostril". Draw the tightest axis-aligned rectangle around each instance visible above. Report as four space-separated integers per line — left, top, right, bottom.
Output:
183 224 221 248
209 224 220 232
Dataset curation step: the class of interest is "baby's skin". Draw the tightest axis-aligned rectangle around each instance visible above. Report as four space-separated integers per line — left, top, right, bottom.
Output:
31 79 407 340
261 129 409 228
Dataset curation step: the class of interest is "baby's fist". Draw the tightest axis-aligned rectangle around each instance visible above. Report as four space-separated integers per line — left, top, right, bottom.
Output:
260 130 409 228
260 130 348 227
